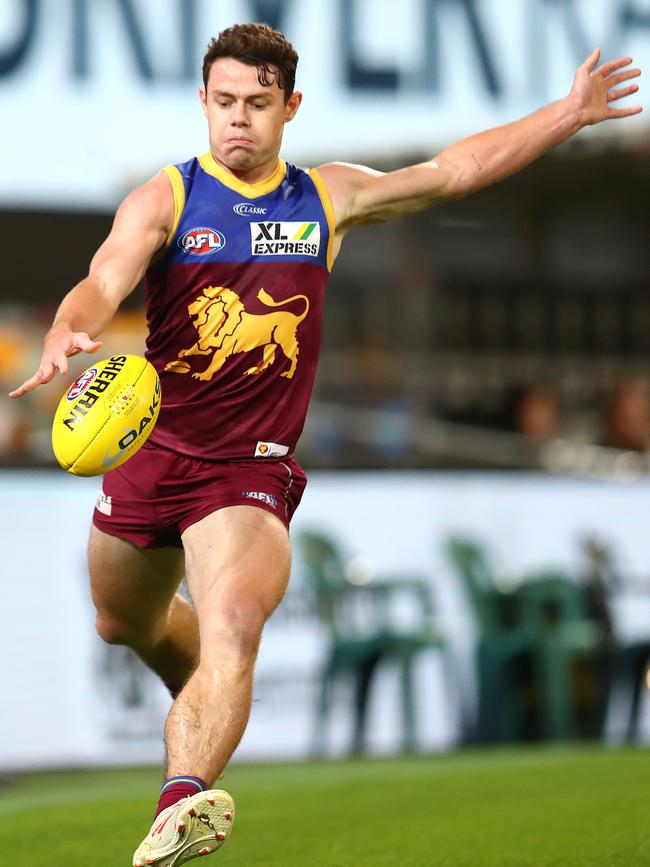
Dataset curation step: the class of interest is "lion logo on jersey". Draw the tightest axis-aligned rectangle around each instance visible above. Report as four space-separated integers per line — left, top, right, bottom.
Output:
164 285 310 382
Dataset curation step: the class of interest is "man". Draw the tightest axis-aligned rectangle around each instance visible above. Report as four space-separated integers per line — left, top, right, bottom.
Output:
10 21 641 867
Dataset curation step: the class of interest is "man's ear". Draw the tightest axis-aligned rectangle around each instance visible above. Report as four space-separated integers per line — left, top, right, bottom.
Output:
199 87 208 119
284 90 303 122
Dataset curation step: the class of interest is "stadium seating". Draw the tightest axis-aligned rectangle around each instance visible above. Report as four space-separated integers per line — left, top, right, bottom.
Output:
446 537 536 743
446 538 608 742
296 530 448 754
516 572 606 740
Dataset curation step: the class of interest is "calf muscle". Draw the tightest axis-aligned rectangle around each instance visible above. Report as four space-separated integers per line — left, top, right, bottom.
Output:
89 526 198 695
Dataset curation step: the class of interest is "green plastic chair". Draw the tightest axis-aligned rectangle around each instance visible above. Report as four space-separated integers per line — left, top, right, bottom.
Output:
581 534 650 743
515 571 606 741
445 537 537 743
296 530 448 754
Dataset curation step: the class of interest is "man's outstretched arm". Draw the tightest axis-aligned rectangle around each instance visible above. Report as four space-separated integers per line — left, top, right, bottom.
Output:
10 173 174 398
318 48 642 230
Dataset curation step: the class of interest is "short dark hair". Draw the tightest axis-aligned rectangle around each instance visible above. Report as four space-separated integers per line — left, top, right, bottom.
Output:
202 23 298 102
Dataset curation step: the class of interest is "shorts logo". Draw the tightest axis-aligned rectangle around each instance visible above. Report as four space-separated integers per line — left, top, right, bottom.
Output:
234 202 267 216
67 367 98 401
95 488 112 516
242 491 278 508
251 221 320 257
254 440 289 458
178 227 226 256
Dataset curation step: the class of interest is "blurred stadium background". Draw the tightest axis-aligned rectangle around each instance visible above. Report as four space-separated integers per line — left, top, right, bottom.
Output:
2 0 650 862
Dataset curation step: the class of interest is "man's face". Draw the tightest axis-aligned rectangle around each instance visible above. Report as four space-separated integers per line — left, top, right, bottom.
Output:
200 58 301 174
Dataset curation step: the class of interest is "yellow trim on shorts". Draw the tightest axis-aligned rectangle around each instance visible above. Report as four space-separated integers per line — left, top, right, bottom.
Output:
198 151 286 198
308 168 336 272
162 165 186 246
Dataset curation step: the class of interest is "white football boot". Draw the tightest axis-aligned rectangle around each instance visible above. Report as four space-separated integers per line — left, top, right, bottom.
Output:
133 789 235 867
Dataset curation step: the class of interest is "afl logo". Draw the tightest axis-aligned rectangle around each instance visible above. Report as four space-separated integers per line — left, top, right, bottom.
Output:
67 367 98 401
178 227 226 255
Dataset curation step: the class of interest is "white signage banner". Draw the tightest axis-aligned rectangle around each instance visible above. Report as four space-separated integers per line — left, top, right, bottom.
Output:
2 470 650 770
0 0 648 208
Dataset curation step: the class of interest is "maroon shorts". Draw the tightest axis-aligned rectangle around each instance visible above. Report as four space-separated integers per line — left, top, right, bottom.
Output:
92 441 307 549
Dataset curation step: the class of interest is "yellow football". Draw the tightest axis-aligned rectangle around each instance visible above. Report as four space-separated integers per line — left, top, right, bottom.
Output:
52 354 161 477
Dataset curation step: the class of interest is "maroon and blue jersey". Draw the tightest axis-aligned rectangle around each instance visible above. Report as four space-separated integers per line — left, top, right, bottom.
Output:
143 152 334 461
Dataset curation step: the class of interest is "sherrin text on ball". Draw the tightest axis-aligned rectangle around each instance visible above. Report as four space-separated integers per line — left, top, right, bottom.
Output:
51 354 161 476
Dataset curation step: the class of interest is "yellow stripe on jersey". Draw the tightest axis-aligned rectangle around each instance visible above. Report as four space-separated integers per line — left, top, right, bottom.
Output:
308 169 336 272
198 152 286 199
162 165 186 247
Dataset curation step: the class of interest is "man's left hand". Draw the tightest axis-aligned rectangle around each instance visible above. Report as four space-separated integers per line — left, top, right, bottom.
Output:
570 48 642 126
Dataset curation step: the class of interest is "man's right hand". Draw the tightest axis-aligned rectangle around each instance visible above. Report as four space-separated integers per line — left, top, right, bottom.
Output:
9 330 102 398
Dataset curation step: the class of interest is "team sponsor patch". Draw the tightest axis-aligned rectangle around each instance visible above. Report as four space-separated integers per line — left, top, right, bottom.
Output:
67 367 98 401
254 440 289 458
242 491 278 508
250 221 320 257
96 488 112 516
178 226 226 256
234 202 267 216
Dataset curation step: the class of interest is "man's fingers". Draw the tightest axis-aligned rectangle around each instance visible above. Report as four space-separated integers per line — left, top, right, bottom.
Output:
8 380 34 398
583 47 601 71
74 336 103 353
8 364 54 398
69 333 102 354
9 356 72 398
606 68 641 88
40 361 57 383
50 337 103 378
9 332 104 399
609 104 643 118
598 56 634 77
608 84 640 103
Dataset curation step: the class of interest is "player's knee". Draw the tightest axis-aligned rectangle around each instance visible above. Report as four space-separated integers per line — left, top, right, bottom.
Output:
203 600 267 662
95 611 133 646
95 610 156 648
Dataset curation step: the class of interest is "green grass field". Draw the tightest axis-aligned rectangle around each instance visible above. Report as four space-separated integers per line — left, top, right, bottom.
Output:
1 747 648 866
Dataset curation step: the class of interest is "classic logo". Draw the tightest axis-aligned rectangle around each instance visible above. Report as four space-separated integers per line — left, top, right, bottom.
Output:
164 286 309 382
254 440 289 458
234 202 267 216
178 227 226 256
67 367 98 401
250 221 320 257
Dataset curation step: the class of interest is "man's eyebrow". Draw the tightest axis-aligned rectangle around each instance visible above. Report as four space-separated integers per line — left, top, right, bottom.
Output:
211 89 273 100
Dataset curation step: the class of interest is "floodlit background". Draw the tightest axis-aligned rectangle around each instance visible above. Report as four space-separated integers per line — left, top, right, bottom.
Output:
2 0 650 772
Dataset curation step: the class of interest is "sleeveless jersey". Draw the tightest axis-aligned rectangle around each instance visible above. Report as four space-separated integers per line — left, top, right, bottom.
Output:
143 152 334 462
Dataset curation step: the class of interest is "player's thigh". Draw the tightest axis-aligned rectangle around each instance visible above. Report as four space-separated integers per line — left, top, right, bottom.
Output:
88 524 185 638
181 505 291 649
